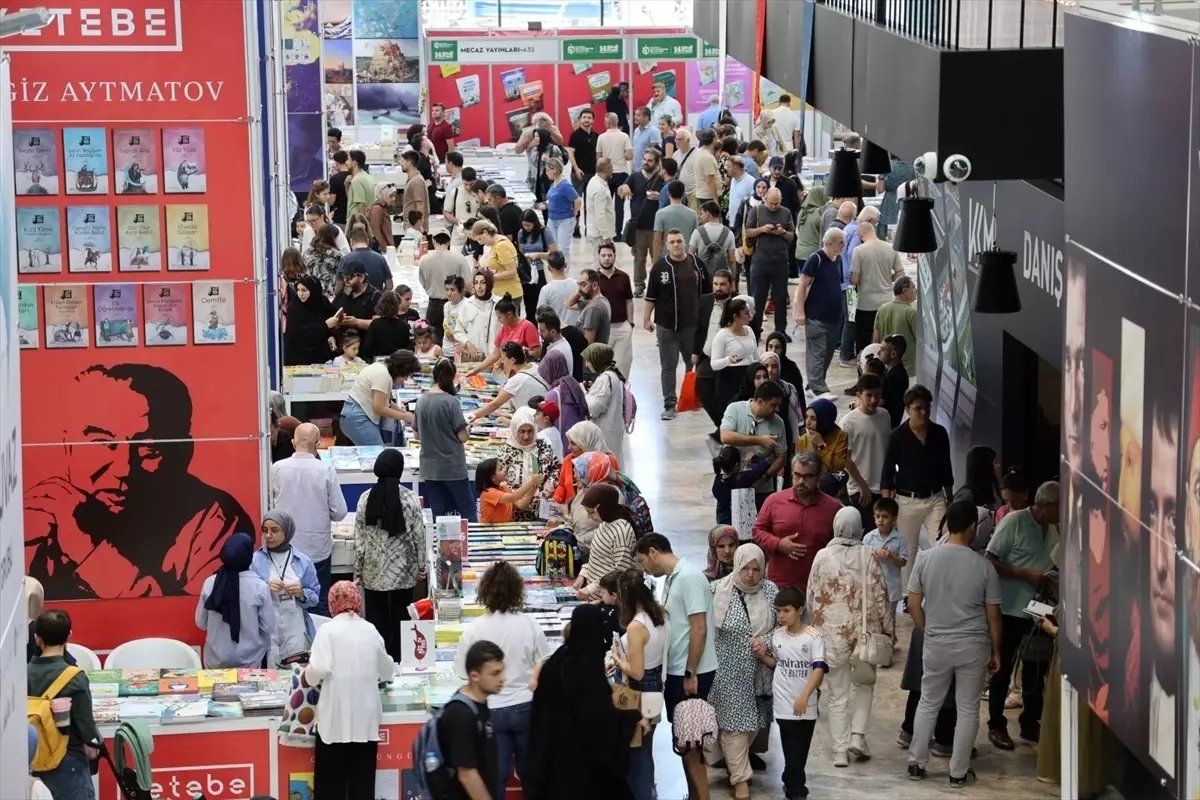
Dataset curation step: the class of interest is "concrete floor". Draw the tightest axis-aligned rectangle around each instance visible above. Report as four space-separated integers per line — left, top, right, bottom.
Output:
561 236 1058 800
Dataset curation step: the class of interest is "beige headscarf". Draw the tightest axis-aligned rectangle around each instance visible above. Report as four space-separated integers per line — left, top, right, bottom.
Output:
712 543 772 636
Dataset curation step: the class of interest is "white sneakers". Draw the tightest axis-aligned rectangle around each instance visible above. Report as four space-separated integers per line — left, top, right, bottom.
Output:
849 734 872 761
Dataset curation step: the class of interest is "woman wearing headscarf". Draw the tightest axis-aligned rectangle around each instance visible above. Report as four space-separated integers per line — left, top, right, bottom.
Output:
353 449 427 661
708 544 779 799
524 604 641 800
806 507 893 768
794 184 828 264
796 397 849 475
284 274 338 366
753 109 787 158
581 342 628 467
735 360 769 402
540 350 588 450
573 484 638 598
196 533 275 668
250 510 320 665
765 330 805 390
551 421 619 508
705 525 739 581
498 407 559 521
306 581 395 800
451 269 498 362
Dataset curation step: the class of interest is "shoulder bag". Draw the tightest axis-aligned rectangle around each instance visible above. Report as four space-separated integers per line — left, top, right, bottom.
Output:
742 206 758 257
851 547 893 684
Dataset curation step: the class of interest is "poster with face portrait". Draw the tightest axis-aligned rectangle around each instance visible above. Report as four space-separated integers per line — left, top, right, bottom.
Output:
1059 243 1185 792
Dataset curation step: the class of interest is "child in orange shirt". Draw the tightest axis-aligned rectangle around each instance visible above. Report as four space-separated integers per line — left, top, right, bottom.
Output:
476 457 542 523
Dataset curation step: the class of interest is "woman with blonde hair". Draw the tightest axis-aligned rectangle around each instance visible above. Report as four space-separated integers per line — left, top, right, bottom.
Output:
473 219 524 310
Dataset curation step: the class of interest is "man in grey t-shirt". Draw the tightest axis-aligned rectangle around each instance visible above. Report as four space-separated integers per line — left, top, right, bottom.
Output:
905 500 1002 786
745 187 795 336
412 387 476 521
575 268 612 344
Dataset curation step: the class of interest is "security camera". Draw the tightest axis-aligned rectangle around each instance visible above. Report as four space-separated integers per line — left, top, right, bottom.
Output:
913 151 938 181
943 154 972 183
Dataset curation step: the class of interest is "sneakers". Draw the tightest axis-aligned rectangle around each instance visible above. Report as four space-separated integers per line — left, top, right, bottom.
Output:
949 769 978 789
838 359 858 368
848 734 871 761
896 729 913 748
1005 691 1023 709
930 742 953 759
907 764 927 781
660 408 676 421
988 728 1015 751
634 286 645 298
832 751 849 768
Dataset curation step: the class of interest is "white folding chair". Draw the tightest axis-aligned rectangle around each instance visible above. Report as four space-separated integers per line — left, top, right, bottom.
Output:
65 643 102 671
104 638 202 670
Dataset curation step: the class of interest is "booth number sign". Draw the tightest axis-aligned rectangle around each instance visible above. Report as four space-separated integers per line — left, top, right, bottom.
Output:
561 38 624 62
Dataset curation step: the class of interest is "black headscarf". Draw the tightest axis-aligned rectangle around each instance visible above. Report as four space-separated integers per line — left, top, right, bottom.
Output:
204 532 254 642
284 275 336 366
364 449 407 538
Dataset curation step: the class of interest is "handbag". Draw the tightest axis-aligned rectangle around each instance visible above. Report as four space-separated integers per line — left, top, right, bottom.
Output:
742 207 758 256
638 623 669 720
676 371 701 412
851 548 892 682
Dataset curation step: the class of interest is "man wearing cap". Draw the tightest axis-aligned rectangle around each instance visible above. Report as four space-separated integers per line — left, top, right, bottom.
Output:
766 156 801 218
334 261 382 333
534 399 563 460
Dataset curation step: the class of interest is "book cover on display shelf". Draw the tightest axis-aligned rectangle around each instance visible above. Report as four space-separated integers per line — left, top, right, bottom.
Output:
112 127 159 194
17 285 39 349
93 283 139 348
16 206 62 274
13 127 59 195
193 280 235 343
63 127 110 195
165 204 210 270
162 127 206 193
116 205 161 271
43 284 89 348
66 206 113 273
142 282 189 346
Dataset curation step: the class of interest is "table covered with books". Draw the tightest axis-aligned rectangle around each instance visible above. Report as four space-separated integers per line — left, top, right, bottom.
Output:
87 521 574 799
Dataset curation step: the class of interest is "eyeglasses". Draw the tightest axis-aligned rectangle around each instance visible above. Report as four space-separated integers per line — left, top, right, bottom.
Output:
795 471 819 480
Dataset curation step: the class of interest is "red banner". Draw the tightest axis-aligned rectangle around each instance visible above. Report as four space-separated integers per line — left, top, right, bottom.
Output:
98 726 272 800
277 722 425 798
11 0 263 648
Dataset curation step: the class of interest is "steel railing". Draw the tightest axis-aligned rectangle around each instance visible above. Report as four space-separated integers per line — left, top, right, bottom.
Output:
820 0 1062 50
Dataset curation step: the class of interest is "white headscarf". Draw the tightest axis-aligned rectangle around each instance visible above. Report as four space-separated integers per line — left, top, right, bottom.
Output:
505 407 540 484
833 506 865 542
566 420 609 455
712 543 772 636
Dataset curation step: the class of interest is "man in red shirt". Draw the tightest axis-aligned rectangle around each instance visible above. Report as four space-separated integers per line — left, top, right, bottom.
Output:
752 449 840 591
428 103 457 161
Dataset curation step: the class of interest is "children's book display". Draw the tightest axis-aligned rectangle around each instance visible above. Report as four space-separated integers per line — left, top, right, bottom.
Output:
88 668 290 724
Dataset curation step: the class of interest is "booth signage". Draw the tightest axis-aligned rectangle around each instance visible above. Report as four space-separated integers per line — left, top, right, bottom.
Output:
561 37 624 62
702 41 721 58
429 37 559 64
636 36 698 60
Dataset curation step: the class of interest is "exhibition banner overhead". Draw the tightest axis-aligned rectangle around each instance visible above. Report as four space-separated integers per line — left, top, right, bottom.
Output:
428 37 559 64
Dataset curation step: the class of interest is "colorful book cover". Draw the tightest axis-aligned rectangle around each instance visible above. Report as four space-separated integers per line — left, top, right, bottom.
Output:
94 282 139 347
63 127 109 194
16 206 62 274
192 279 235 344
87 669 123 683
93 700 122 724
236 668 277 684
116 205 161 271
17 285 39 349
206 700 244 718
120 669 160 682
160 668 198 679
142 282 189 346
13 128 59 195
162 127 206 193
165 204 210 270
158 676 199 694
118 680 160 697
211 682 261 701
113 128 158 194
197 668 239 690
44 284 89 348
66 206 112 272
161 697 209 722
91 683 120 697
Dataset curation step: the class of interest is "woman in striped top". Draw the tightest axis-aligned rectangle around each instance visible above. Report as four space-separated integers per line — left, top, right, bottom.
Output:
572 484 637 598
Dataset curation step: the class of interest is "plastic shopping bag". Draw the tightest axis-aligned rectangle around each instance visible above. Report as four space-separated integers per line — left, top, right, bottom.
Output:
676 371 701 413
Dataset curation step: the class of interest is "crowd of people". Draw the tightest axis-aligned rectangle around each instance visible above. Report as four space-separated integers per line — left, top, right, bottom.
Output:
23 102 1056 800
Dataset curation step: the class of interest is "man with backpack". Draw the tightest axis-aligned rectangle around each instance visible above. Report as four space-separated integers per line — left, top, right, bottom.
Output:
689 201 736 293
430 640 505 800
28 609 99 800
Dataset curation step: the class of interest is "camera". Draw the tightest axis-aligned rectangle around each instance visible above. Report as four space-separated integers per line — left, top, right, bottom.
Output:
914 151 938 181
942 154 972 183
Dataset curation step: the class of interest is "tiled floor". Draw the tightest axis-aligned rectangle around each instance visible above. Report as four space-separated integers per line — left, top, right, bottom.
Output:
561 236 1057 800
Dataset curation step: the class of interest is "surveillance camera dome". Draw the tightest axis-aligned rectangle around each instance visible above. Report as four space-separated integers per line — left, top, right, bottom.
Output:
943 154 972 183
914 151 938 181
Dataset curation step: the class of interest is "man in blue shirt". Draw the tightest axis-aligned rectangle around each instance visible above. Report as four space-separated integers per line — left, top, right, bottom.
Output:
726 155 756 229
794 227 846 395
631 106 662 170
697 94 724 132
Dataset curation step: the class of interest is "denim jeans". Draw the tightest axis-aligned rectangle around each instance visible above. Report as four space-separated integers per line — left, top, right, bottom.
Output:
313 556 333 616
548 217 576 267
491 701 532 798
37 749 95 800
627 723 657 800
340 400 384 446
423 479 479 522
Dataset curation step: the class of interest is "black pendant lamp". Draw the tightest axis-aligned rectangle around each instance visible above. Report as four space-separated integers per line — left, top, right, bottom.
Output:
859 139 892 174
826 147 862 199
892 196 938 253
973 248 1022 313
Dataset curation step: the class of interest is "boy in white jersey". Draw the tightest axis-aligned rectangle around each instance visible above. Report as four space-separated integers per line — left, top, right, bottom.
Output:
752 586 827 800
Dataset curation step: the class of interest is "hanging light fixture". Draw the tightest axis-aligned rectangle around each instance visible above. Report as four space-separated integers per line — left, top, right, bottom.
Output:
826 147 863 198
892 196 938 253
972 183 1021 313
973 248 1022 313
859 139 892 174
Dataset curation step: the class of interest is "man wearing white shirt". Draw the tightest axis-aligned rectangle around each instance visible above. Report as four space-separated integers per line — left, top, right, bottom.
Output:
269 423 348 616
648 81 683 127
674 128 697 200
596 114 632 236
839 374 892 527
585 158 616 249
772 95 802 152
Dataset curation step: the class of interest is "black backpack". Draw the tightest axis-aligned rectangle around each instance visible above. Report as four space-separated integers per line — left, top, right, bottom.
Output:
696 225 731 283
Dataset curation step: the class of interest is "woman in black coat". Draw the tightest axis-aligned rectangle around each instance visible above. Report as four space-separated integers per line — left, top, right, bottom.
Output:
284 275 337 366
524 604 641 800
362 290 412 362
